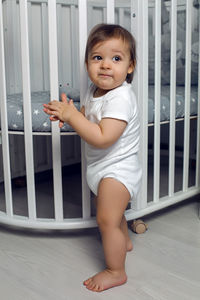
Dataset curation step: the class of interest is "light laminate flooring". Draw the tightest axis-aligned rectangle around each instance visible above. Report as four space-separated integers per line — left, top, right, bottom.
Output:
0 197 199 300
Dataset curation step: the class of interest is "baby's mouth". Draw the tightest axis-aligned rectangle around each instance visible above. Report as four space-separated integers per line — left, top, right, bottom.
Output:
99 73 112 78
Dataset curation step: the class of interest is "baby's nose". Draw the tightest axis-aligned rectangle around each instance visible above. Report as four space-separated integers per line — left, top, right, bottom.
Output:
101 58 111 69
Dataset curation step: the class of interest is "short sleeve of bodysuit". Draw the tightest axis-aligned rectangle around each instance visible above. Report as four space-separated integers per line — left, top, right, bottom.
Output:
101 85 134 123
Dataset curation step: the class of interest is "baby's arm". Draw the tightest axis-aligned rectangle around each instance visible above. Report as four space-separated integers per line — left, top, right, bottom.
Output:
43 93 126 149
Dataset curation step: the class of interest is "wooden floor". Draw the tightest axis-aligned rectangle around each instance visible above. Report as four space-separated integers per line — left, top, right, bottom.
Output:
0 197 199 299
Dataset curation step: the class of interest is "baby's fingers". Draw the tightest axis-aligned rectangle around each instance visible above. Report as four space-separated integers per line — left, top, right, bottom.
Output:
43 106 53 115
43 103 49 110
43 101 60 109
43 103 54 113
59 120 64 128
49 116 64 128
49 115 59 122
43 102 59 114
61 93 68 103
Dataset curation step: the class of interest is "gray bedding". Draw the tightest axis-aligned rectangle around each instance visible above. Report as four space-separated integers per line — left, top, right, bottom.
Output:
148 85 198 123
2 89 80 132
0 85 198 132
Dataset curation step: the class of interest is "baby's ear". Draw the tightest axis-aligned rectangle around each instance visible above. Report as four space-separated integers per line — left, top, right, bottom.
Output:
128 59 136 74
128 63 134 74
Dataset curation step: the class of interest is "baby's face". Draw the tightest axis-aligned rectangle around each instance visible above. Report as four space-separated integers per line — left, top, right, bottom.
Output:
86 38 134 96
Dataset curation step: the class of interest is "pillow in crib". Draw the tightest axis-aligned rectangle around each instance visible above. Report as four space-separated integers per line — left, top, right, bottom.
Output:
149 29 199 86
176 28 199 86
148 33 177 85
191 41 199 84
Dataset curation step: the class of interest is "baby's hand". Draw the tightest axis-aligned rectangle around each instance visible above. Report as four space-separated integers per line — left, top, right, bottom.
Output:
43 93 77 128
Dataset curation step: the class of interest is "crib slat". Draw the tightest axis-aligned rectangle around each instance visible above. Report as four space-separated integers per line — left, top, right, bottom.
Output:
70 4 77 88
0 1 13 216
48 0 64 221
5 2 20 94
131 0 148 209
4 1 15 94
168 0 177 197
57 3 62 87
41 3 49 90
183 0 192 191
107 0 115 23
10 1 20 93
19 0 36 220
153 0 161 202
78 0 91 219
196 11 200 188
118 8 125 27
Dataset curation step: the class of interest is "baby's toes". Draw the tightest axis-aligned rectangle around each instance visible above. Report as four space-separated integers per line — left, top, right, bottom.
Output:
93 284 102 292
83 277 92 286
86 280 98 291
86 281 95 290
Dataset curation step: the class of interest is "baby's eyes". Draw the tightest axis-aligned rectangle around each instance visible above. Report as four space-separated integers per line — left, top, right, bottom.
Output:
93 55 102 60
112 56 121 62
92 55 121 62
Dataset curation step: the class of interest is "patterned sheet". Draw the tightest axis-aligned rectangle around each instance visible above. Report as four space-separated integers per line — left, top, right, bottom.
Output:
0 85 198 132
148 85 198 123
1 89 80 132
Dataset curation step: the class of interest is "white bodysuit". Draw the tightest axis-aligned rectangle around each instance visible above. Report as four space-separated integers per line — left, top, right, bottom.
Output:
84 81 142 200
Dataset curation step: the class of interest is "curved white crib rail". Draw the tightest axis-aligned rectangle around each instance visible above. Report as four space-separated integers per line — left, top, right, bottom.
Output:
0 0 199 230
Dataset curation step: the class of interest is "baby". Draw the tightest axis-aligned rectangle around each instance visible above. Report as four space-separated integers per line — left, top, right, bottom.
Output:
43 23 142 292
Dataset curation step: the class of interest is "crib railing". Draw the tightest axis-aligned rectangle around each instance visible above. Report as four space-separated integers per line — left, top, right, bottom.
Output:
132 0 200 218
0 0 199 229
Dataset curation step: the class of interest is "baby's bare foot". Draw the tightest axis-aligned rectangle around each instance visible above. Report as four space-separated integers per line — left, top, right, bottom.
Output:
83 269 127 292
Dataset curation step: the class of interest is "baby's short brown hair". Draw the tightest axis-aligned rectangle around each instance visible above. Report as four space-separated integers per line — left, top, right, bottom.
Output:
85 23 136 83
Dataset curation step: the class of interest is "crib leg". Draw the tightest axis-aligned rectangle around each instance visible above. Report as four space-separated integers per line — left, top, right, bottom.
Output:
131 219 148 234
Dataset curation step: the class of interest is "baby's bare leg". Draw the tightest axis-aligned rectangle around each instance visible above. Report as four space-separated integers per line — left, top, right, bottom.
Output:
120 215 133 252
84 178 130 292
94 197 132 252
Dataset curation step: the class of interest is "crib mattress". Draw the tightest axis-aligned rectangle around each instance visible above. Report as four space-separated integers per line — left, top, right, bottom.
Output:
1 89 80 132
0 85 198 132
148 85 198 123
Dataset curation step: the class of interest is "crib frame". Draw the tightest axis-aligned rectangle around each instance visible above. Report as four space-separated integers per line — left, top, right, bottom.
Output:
0 0 199 230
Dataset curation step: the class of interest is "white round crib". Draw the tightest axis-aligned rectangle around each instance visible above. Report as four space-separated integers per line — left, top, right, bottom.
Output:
0 0 199 230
